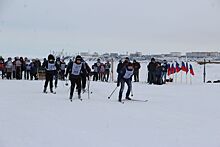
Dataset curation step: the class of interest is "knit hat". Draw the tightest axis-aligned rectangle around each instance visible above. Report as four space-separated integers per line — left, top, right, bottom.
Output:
48 54 55 61
75 55 82 61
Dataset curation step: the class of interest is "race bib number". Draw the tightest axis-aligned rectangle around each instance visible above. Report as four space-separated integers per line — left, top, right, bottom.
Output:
123 69 133 79
48 63 56 71
72 63 82 75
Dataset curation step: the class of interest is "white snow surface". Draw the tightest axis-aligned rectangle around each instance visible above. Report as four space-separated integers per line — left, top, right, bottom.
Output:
0 63 220 147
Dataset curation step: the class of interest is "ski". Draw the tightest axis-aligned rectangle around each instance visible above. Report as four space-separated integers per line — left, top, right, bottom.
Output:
69 98 82 102
43 91 56 94
122 99 148 102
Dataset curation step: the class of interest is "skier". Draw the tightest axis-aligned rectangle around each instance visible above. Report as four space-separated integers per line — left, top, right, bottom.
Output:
65 55 86 101
42 54 58 93
117 62 134 102
81 59 91 92
54 57 61 88
60 59 66 81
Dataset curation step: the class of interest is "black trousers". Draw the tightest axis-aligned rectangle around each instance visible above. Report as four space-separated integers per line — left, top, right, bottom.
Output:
16 67 21 79
44 72 54 91
81 75 87 89
54 72 58 87
93 72 98 81
148 71 156 84
24 70 30 80
6 72 12 79
70 76 81 96
105 70 110 82
133 70 139 82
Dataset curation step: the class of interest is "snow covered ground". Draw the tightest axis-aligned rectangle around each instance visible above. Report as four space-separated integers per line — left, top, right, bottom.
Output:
0 63 220 147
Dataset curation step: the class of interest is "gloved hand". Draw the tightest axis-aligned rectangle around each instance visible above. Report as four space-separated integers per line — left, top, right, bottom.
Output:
117 82 120 87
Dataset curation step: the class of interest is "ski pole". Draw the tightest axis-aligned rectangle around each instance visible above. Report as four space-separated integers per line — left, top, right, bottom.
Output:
108 86 118 99
87 76 90 99
65 79 69 86
131 88 133 97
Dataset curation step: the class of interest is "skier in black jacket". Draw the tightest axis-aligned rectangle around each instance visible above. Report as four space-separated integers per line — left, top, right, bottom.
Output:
117 62 134 102
65 55 86 101
42 54 59 93
81 59 91 93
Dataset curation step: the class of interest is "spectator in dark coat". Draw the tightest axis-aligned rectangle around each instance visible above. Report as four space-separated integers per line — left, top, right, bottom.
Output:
132 60 141 82
147 58 157 84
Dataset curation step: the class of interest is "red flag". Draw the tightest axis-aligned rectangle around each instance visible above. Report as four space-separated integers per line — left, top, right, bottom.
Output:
181 61 186 72
186 62 189 74
176 62 181 73
171 63 175 74
190 64 195 76
167 64 171 76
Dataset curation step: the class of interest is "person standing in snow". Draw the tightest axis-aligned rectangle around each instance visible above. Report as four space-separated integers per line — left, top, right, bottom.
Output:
104 60 111 82
0 56 5 79
65 55 86 101
96 58 102 80
14 57 22 80
147 58 157 84
5 57 13 79
117 60 134 102
25 59 31 80
92 63 99 81
132 59 141 82
42 54 58 93
161 60 168 84
99 63 106 81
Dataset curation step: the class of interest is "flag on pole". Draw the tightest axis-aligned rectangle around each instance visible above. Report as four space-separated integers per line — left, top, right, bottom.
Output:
186 62 189 74
189 64 195 76
167 64 171 76
176 62 181 73
181 61 186 72
171 63 175 74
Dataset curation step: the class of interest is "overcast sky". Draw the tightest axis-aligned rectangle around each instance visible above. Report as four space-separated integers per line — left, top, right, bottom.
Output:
0 0 220 57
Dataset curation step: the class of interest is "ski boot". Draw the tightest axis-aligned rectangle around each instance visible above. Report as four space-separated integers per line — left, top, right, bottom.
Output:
125 97 132 100
69 95 73 102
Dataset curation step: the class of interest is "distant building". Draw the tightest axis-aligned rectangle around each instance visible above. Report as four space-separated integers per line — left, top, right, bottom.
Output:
102 53 110 58
130 52 142 58
80 52 90 56
170 52 182 57
92 52 99 57
186 52 219 58
110 53 119 58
